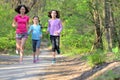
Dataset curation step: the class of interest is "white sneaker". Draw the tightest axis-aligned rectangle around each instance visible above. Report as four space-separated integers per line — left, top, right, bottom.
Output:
16 50 19 54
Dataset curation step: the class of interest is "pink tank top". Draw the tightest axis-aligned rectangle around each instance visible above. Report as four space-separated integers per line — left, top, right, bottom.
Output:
14 14 29 34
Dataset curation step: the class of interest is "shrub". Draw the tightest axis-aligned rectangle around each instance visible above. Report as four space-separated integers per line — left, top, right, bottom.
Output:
112 47 120 61
87 50 106 67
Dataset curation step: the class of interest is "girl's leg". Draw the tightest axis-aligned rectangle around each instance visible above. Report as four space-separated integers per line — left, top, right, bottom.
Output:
50 35 57 63
52 51 56 59
52 36 57 63
36 48 40 61
50 36 56 57
33 52 36 63
19 38 27 63
55 36 60 54
52 51 56 64
32 40 37 63
36 40 41 61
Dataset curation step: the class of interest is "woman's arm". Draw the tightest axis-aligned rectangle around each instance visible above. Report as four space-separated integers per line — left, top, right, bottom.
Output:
27 22 30 30
26 17 30 30
12 20 17 28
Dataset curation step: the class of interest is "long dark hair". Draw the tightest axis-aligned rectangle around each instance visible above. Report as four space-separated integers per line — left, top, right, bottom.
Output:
15 5 29 14
48 10 60 18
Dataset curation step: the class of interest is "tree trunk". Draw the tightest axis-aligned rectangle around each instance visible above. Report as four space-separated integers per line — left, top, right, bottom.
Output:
104 0 112 51
104 0 119 51
94 11 103 49
109 1 120 48
88 0 103 50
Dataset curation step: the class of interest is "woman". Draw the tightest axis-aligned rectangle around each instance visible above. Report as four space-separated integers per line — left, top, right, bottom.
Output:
12 5 30 63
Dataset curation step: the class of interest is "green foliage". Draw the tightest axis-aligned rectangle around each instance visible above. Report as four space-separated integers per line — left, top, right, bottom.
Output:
114 52 120 61
0 3 16 51
60 9 93 55
61 33 93 55
87 49 106 67
0 37 15 50
112 47 119 53
112 47 120 61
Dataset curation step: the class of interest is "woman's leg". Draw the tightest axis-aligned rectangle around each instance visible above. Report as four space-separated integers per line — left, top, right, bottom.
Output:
16 39 21 54
19 38 27 63
16 34 22 54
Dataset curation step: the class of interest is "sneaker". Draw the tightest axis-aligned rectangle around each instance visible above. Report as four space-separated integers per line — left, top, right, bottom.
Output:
57 49 60 54
36 59 40 62
52 58 56 64
19 61 23 64
33 60 37 63
16 50 19 54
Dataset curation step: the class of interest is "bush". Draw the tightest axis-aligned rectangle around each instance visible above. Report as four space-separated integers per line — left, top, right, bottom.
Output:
87 50 106 67
112 47 120 61
0 37 15 51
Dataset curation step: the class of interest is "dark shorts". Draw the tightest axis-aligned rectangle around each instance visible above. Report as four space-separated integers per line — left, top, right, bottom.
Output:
16 33 28 40
32 40 41 52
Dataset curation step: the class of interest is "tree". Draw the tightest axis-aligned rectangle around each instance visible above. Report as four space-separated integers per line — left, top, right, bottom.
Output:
88 0 103 50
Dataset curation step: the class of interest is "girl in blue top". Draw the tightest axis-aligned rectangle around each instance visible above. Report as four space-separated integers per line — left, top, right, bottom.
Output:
28 16 42 63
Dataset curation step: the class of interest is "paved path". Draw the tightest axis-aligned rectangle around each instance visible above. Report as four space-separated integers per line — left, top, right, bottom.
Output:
0 48 61 80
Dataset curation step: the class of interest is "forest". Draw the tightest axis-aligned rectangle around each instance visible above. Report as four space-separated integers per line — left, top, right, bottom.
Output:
1 0 120 54
0 0 120 79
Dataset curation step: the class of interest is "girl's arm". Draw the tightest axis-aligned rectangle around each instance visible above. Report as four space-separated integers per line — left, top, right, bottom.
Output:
46 21 50 34
28 26 32 35
57 20 63 33
40 26 42 38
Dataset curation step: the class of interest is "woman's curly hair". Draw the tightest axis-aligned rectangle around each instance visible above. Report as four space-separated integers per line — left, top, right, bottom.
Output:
15 5 29 14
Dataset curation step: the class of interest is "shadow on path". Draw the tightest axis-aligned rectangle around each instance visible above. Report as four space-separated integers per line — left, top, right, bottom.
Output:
0 48 61 80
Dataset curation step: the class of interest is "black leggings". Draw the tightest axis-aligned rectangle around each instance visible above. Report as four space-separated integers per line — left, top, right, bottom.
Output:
50 35 60 53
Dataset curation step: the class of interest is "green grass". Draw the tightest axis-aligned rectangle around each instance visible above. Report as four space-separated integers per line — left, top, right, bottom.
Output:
95 70 120 80
111 47 120 61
